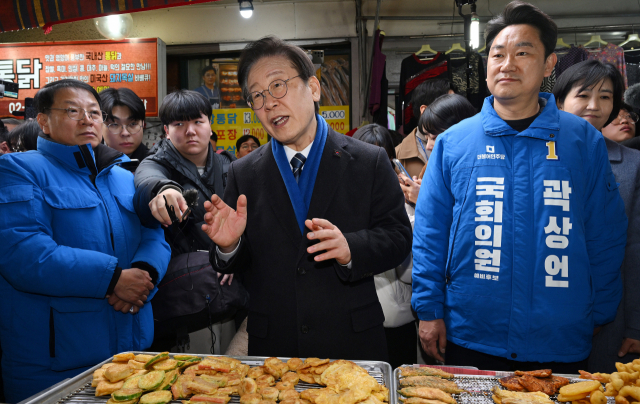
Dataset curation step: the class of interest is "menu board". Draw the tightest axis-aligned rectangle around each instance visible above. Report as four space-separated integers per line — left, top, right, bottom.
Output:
218 63 242 109
0 38 162 117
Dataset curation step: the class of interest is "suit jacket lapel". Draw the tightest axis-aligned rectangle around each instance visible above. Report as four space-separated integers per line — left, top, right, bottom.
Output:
306 129 351 224
254 145 302 248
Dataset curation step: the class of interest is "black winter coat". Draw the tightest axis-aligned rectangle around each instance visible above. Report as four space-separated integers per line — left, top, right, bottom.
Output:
134 139 234 256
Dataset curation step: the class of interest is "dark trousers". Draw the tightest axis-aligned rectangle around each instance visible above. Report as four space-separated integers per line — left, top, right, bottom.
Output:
385 321 417 369
445 341 588 374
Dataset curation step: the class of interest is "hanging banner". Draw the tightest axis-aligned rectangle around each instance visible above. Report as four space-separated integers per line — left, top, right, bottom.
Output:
211 105 350 155
0 38 163 117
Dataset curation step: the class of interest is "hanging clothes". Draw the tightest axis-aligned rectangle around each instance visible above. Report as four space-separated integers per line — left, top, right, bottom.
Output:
540 69 556 93
555 45 589 78
448 51 488 111
369 29 388 128
624 49 640 87
396 53 448 134
587 43 628 88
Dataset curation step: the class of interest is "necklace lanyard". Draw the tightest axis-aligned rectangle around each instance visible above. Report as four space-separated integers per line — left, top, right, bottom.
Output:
416 136 428 161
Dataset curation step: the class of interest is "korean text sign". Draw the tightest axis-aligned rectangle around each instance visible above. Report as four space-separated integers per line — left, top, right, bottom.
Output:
0 38 159 116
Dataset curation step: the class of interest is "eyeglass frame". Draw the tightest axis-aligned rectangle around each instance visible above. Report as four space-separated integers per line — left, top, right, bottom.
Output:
105 121 144 135
46 107 108 123
246 75 302 110
614 111 639 124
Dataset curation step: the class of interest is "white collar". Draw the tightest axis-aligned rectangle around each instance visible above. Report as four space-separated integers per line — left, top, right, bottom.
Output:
284 140 314 171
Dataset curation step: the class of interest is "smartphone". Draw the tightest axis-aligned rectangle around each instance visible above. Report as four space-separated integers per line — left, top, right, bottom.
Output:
392 159 413 182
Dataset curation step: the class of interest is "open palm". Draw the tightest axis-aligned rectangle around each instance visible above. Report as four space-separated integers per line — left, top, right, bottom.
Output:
201 194 247 250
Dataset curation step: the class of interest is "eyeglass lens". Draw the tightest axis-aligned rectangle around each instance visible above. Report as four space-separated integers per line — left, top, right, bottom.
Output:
248 79 290 110
66 108 107 122
107 122 142 134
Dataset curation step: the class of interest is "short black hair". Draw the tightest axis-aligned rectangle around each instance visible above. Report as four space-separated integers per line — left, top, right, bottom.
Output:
236 134 261 151
352 124 396 160
485 1 557 59
201 65 217 77
33 79 101 114
210 131 218 142
159 89 213 126
99 87 146 123
411 78 452 119
419 94 477 136
9 119 42 151
0 121 8 143
552 60 624 128
238 36 319 114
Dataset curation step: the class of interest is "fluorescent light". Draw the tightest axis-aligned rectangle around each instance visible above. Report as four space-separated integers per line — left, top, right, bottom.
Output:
470 12 480 49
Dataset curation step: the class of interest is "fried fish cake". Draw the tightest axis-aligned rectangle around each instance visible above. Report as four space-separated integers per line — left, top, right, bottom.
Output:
240 377 259 395
300 358 330 370
260 386 280 401
282 372 300 385
280 389 301 401
240 393 263 404
298 371 316 384
287 358 304 371
256 374 276 387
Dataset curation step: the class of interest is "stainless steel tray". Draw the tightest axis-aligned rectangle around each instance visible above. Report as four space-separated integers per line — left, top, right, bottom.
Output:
20 353 394 404
393 365 603 404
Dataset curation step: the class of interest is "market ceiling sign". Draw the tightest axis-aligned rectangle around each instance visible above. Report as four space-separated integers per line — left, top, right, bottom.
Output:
0 38 164 117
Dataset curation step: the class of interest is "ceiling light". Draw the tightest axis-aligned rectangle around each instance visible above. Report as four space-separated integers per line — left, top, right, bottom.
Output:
239 0 254 18
470 11 480 49
94 13 133 40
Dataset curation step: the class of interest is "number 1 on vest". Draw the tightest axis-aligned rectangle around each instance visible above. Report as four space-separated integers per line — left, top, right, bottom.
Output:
546 141 558 160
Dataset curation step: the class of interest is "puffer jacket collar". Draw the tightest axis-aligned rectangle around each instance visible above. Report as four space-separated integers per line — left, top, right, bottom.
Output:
148 138 222 199
37 136 128 176
482 92 560 141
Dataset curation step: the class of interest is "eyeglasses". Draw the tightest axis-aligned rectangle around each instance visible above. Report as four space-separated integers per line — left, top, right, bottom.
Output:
240 142 259 150
246 75 301 110
106 121 143 135
616 111 639 123
47 107 107 123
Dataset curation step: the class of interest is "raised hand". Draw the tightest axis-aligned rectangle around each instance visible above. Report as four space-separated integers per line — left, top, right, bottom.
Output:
201 194 247 252
305 218 351 265
149 188 189 227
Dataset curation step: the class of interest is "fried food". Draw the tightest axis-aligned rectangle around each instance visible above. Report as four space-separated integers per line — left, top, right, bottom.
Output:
259 386 280 401
399 367 454 380
301 358 331 370
95 380 124 396
321 360 380 403
560 381 603 397
515 370 552 378
240 378 259 395
264 357 289 380
280 389 301 401
187 377 220 394
104 364 133 383
282 372 300 385
579 371 611 383
491 387 554 404
500 376 525 392
557 393 589 402
288 358 304 371
399 376 465 394
256 374 276 387
113 352 136 362
590 390 607 404
400 398 451 404
517 375 555 396
240 393 263 404
398 387 457 404
298 371 316 384
618 386 640 402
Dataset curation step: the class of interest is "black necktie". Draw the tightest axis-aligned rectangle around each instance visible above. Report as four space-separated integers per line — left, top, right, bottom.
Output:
291 153 306 183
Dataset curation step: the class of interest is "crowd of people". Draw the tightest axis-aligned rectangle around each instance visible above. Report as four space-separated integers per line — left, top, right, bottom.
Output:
0 0 639 402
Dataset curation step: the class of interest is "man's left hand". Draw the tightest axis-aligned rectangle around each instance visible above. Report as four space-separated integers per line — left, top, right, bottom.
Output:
618 338 640 357
305 218 351 265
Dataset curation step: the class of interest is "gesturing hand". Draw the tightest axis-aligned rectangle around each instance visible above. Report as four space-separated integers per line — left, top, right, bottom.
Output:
149 188 188 227
419 319 447 362
114 268 154 307
202 194 247 252
305 218 351 265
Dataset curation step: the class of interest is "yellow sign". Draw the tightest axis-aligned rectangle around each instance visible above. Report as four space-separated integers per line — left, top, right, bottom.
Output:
211 105 350 155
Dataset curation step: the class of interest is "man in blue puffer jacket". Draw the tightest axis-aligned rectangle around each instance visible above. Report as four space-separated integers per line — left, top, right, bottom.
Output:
0 80 170 402
412 1 627 372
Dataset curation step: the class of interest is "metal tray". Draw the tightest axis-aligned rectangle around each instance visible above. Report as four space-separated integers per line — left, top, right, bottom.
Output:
19 353 394 404
393 366 607 404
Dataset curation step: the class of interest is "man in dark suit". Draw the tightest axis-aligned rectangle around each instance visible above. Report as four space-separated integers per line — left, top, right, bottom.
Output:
200 36 412 361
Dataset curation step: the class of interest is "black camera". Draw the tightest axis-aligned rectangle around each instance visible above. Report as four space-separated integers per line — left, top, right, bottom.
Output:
0 80 18 99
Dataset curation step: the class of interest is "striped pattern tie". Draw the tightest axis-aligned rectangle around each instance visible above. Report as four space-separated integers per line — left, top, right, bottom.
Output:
291 153 306 183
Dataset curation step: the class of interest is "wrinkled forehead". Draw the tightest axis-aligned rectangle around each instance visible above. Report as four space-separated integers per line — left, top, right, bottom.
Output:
52 87 99 106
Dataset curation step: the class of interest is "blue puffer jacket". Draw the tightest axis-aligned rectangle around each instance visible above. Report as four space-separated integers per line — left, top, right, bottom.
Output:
412 93 627 363
0 137 170 402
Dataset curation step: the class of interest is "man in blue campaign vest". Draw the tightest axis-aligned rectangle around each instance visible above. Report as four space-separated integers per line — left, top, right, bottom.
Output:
197 36 412 360
412 1 627 372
